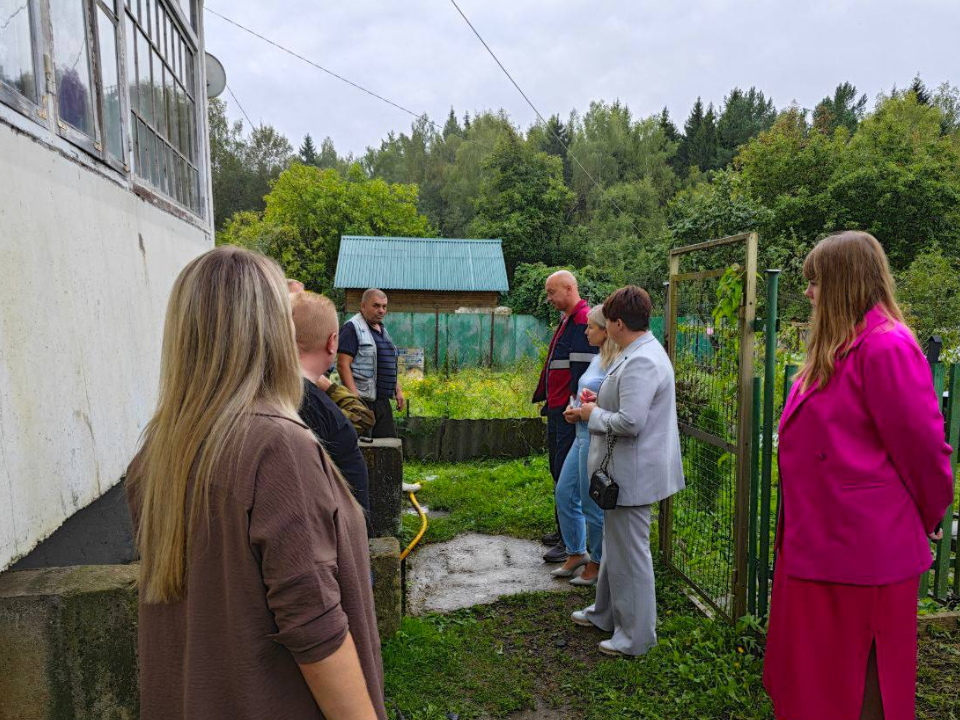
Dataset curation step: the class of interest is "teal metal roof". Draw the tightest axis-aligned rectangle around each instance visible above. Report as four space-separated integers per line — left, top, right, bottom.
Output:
334 236 509 292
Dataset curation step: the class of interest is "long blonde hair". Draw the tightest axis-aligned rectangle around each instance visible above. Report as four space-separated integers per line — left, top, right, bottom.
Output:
131 246 304 603
587 305 620 369
799 231 906 392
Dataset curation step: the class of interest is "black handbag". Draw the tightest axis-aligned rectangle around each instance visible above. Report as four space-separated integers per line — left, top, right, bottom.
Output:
589 422 619 510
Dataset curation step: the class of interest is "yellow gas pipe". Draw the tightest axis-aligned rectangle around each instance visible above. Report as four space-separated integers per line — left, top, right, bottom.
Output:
400 482 428 561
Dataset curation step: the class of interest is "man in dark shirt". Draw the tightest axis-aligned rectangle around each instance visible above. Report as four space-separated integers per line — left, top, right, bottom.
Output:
337 289 403 439
291 292 371 524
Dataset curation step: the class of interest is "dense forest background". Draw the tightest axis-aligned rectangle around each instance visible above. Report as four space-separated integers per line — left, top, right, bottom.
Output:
213 76 960 352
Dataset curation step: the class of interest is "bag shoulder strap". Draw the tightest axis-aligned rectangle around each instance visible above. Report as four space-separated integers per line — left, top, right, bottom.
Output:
599 418 617 475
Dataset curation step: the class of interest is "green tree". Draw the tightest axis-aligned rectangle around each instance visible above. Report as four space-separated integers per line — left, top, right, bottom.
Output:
218 163 433 292
910 75 931 105
680 98 719 173
736 106 846 242
715 87 776 167
933 82 960 133
440 111 516 236
659 107 684 176
209 97 251 229
828 93 960 266
506 263 620 323
207 98 294 229
812 82 867 135
898 248 960 356
528 114 572 183
299 134 318 165
317 136 345 171
442 108 463 139
470 132 575 279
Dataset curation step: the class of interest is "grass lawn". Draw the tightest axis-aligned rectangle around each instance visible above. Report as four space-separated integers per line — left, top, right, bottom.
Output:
391 457 960 719
399 362 541 420
401 456 555 546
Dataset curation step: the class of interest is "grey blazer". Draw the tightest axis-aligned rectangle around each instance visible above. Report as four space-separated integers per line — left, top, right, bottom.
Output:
587 333 685 507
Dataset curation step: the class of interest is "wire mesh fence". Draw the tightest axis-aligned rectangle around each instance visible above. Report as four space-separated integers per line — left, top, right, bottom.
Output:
670 289 742 617
661 233 757 621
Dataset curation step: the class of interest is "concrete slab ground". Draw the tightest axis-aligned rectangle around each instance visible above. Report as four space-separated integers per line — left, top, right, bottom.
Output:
479 700 569 720
406 533 577 615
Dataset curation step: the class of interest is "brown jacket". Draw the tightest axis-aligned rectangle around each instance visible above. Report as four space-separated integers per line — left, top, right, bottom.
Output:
127 411 386 720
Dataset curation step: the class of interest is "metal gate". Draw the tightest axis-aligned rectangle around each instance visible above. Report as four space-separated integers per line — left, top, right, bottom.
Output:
660 232 758 621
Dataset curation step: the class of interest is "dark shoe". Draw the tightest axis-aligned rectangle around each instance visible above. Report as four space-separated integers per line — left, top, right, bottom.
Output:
541 531 561 546
542 542 568 563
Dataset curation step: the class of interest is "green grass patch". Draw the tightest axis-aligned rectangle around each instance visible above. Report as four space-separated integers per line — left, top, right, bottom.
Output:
399 362 541 419
393 457 960 719
384 576 959 719
916 625 960 719
384 565 773 720
401 456 555 546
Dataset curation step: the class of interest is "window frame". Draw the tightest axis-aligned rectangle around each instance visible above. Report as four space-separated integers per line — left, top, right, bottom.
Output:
0 0 205 219
0 0 47 125
92 0 129 172
125 0 202 215
47 0 104 159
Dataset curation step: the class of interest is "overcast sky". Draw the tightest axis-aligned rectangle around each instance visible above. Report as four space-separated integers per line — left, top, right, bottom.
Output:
202 0 960 158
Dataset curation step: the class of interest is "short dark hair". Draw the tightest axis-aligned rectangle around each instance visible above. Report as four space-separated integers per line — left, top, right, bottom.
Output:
603 286 652 332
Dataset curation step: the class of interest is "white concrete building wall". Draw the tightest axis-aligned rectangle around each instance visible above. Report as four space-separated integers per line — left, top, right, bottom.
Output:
0 121 212 570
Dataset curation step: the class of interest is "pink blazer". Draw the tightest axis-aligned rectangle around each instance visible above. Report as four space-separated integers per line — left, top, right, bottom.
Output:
777 305 955 586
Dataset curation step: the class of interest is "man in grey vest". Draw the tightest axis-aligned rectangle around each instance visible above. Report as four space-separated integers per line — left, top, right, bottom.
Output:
337 288 404 438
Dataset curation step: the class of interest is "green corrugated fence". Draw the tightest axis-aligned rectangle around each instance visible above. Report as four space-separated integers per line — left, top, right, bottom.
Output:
337 311 554 369
336 312 671 370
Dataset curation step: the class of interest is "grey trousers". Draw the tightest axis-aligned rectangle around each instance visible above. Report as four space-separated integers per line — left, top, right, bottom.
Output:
582 504 657 656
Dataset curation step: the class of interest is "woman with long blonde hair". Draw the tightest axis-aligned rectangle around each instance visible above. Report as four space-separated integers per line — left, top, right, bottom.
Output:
764 232 954 720
550 305 620 585
126 246 386 720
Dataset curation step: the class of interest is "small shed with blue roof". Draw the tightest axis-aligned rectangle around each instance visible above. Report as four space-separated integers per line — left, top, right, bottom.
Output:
334 236 510 313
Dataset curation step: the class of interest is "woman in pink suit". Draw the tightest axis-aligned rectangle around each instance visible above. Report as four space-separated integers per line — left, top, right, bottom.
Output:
763 231 954 720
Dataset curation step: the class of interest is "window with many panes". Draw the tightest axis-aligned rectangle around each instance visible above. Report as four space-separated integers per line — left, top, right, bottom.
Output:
0 0 203 217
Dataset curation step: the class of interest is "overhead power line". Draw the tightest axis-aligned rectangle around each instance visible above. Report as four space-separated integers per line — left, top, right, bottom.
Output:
226 83 256 130
447 0 645 236
206 6 427 123
207 4 643 238
204 6 498 153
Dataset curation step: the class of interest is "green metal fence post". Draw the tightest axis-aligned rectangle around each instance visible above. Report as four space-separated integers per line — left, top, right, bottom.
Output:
774 363 798 558
757 270 780 617
747 376 762 615
920 360 946 599
934 364 960 598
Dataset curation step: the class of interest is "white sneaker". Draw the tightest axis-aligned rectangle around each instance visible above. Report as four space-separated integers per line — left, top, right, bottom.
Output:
571 610 592 627
598 639 626 657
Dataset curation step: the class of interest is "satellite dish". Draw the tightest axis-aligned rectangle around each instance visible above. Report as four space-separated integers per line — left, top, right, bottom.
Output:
205 53 226 98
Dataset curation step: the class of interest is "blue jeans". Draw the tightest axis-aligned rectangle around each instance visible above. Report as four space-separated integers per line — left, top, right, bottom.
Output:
555 427 604 563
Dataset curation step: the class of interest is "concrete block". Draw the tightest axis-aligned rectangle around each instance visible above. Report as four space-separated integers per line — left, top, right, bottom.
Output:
0 548 402 718
368 537 402 640
0 565 139 720
360 439 403 538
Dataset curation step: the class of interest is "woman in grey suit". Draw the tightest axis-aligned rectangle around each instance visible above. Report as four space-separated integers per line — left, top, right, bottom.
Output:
569 286 685 657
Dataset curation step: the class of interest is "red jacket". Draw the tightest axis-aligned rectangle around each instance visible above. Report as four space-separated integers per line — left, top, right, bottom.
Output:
776 305 955 585
533 299 598 410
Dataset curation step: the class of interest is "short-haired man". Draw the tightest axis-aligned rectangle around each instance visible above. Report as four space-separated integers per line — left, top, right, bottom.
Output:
337 288 404 439
286 278 305 294
291 291 371 522
534 270 598 563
